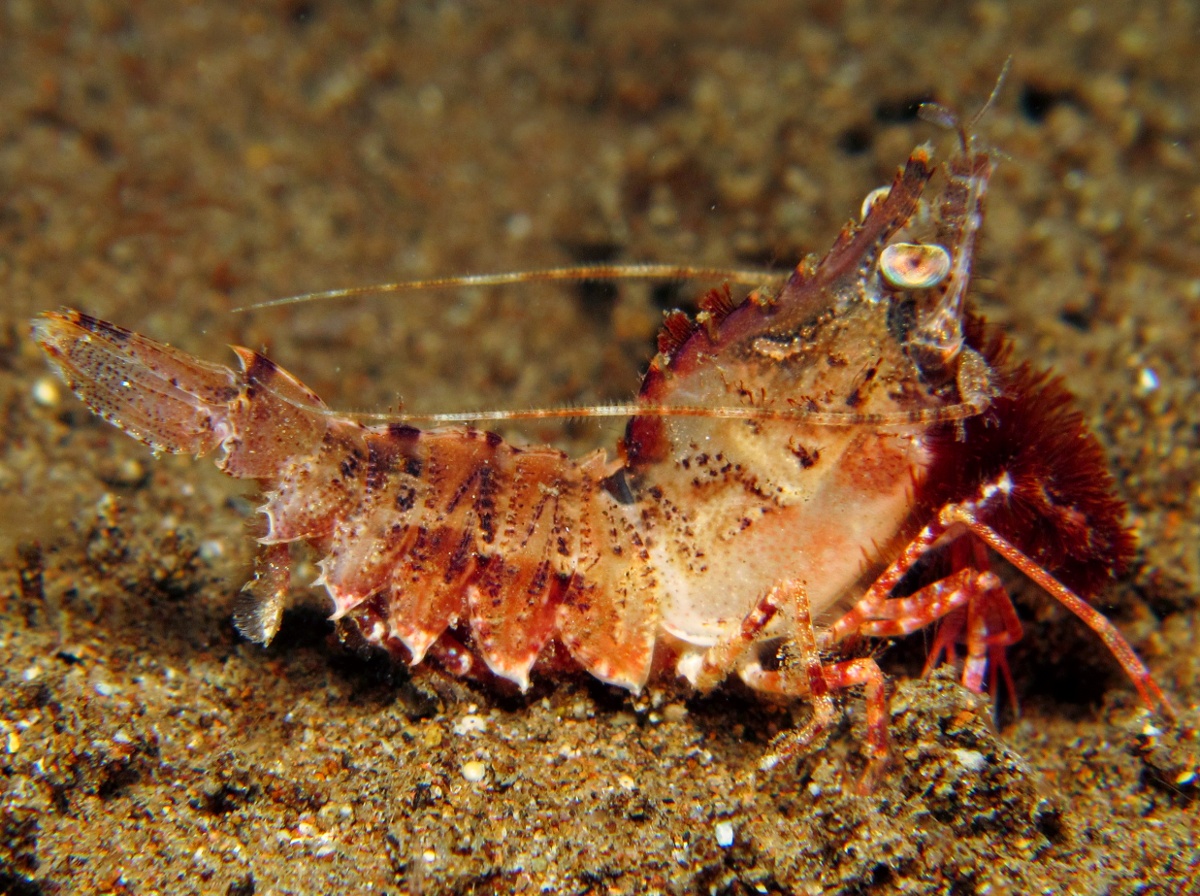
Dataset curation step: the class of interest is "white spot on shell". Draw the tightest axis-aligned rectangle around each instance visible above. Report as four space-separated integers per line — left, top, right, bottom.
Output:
860 186 891 219
880 242 952 289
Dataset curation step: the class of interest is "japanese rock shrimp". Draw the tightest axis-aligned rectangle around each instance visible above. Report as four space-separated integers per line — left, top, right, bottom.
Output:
32 91 1174 790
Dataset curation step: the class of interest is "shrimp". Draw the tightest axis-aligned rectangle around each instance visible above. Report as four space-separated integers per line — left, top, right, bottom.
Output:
32 101 1173 790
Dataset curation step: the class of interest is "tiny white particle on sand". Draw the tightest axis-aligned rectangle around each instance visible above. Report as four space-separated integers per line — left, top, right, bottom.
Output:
454 715 488 736
952 748 987 773
715 821 734 848
32 377 61 407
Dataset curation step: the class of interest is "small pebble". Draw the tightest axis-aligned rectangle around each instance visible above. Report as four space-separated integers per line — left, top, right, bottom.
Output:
952 748 987 773
453 715 487 736
506 212 532 241
110 457 145 486
417 84 444 116
31 377 60 407
422 724 444 748
198 540 226 561
461 760 487 783
662 702 688 723
714 821 735 849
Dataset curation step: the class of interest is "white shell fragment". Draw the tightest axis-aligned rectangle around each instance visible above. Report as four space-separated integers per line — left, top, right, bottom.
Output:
880 242 952 289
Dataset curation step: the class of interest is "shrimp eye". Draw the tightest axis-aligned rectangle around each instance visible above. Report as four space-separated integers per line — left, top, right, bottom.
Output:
879 242 951 289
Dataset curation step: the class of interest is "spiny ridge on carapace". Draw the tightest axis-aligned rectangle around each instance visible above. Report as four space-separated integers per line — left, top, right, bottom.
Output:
32 95 1174 789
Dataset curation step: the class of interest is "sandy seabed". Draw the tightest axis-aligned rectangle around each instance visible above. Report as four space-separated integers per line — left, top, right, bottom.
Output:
1 2 1197 894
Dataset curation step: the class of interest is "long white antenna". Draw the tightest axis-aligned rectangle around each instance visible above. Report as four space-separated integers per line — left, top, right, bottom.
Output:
233 263 783 312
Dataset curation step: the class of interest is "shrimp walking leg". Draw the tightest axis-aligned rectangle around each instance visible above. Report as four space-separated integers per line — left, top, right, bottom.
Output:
687 579 891 791
751 657 890 794
947 508 1177 718
838 566 1023 700
826 488 1174 718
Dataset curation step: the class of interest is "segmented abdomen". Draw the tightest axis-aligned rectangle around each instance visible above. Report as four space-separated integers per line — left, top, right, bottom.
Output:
33 310 660 692
274 420 659 690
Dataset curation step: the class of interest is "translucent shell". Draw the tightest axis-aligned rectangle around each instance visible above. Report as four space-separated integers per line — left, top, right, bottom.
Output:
879 242 952 289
